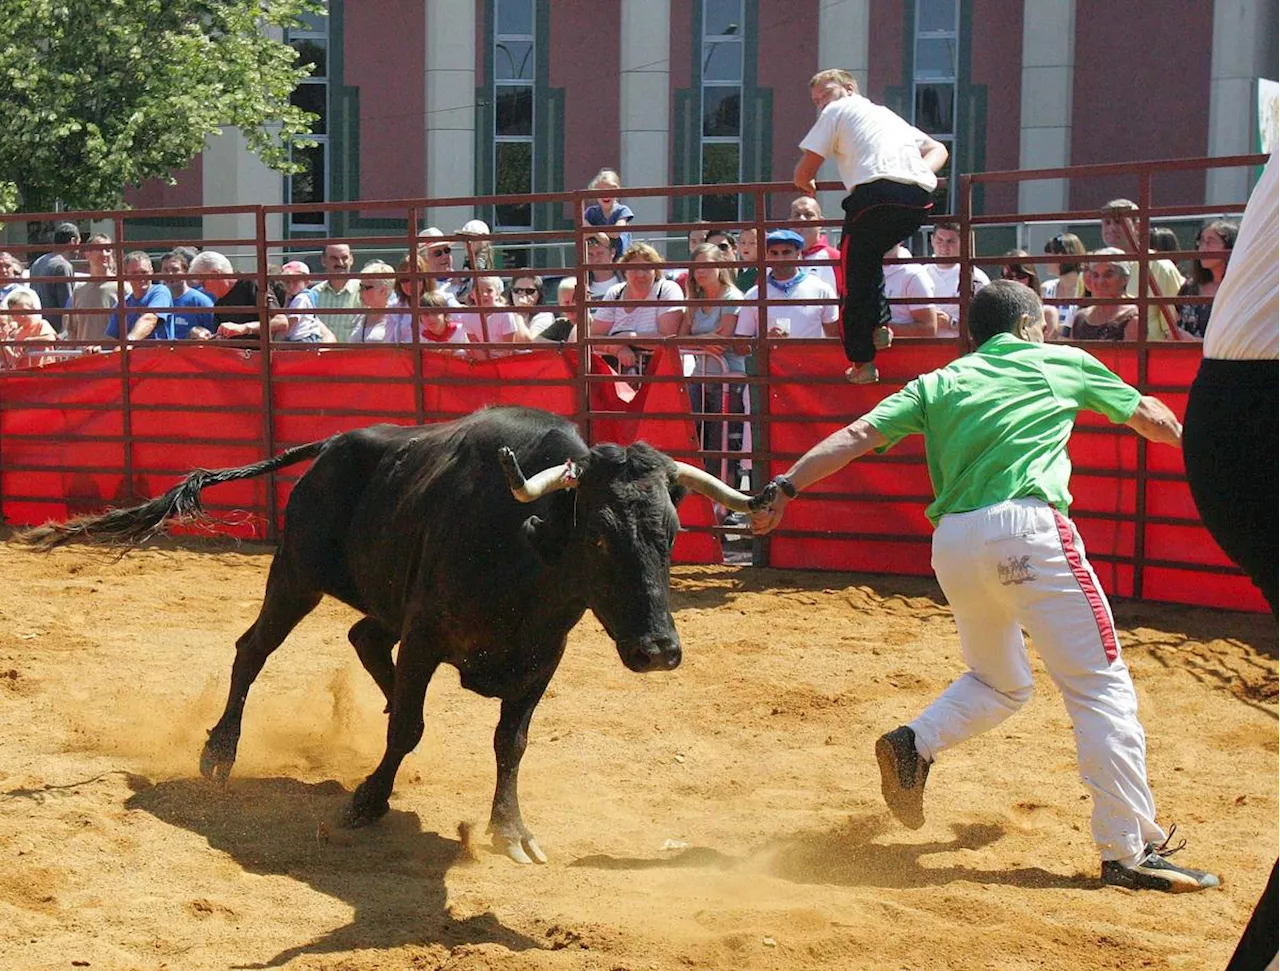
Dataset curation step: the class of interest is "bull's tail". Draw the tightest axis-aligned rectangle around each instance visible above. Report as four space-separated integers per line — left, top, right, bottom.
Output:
22 438 334 550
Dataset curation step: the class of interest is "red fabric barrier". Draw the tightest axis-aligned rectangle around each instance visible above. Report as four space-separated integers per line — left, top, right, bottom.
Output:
0 341 1259 610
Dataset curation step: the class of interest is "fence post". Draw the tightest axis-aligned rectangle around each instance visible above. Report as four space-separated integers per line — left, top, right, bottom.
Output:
958 175 972 344
752 187 771 566
409 205 426 425
1132 172 1153 601
113 215 135 501
255 207 279 543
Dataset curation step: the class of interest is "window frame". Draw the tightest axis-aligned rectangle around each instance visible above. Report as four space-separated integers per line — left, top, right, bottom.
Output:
285 12 331 233
910 0 959 212
698 0 745 222
493 0 536 234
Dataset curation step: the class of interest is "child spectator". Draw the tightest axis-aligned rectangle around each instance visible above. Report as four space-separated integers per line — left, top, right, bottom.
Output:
582 168 634 260
584 231 623 298
1 287 59 369
279 261 335 342
454 275 532 353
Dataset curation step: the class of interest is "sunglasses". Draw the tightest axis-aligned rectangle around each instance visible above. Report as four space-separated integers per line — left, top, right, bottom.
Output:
715 241 732 252
510 287 540 296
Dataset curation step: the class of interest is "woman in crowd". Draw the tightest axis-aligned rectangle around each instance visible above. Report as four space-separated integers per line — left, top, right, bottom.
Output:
1 287 58 369
584 231 623 299
1041 232 1087 338
1072 249 1140 341
590 242 685 372
382 254 435 343
1149 225 1181 254
1000 249 1058 339
1176 219 1238 340
453 219 496 304
678 243 747 476
582 168 634 260
348 260 401 343
507 274 557 338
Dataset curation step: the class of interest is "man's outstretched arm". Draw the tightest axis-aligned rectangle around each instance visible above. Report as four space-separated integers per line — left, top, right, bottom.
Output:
1125 394 1182 447
751 418 887 535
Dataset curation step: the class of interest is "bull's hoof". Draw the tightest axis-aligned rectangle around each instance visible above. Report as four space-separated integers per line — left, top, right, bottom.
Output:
488 826 548 864
199 734 237 786
340 784 390 829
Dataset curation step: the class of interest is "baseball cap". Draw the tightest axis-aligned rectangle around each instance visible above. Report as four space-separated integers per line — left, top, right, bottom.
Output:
459 219 491 236
765 229 806 250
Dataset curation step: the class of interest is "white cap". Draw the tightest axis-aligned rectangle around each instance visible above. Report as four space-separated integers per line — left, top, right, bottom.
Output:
459 219 491 236
418 226 445 238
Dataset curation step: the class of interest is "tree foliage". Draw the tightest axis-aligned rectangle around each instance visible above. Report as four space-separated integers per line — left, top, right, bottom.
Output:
0 0 323 215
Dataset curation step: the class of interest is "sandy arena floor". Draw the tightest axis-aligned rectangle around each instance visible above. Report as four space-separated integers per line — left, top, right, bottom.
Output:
0 539 1274 970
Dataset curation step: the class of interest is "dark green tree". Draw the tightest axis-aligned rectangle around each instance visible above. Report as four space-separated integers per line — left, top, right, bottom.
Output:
0 0 322 220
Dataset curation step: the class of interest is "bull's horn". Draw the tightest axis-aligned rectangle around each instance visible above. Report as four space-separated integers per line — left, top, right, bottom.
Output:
498 447 581 502
673 462 776 513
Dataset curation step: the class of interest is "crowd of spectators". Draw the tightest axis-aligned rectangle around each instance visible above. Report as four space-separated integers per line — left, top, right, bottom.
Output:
0 191 1240 395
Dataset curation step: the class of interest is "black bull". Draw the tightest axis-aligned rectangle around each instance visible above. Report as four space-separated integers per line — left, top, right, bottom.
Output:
27 406 776 863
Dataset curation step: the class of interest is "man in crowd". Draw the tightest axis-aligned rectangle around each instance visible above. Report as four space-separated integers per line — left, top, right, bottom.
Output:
0 252 26 304
882 243 938 337
188 250 288 340
749 279 1220 895
65 233 119 342
1099 199 1185 341
927 221 990 339
310 242 362 341
793 68 947 384
28 221 80 334
105 251 174 341
790 195 842 292
159 249 214 339
735 229 839 341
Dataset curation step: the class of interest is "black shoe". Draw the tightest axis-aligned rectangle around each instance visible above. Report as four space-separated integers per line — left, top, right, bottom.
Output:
1101 827 1221 893
875 725 930 830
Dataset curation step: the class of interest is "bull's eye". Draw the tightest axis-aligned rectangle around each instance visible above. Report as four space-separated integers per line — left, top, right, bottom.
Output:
594 534 607 551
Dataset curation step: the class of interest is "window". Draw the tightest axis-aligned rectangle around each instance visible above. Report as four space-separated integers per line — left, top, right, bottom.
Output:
494 0 535 236
911 0 958 212
699 0 743 222
286 8 330 231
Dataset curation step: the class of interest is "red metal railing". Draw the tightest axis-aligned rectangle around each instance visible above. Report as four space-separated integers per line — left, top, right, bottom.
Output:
0 153 1266 609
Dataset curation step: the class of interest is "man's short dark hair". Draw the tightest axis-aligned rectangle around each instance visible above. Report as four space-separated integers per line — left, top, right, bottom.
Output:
53 222 80 245
161 249 190 271
968 279 1043 347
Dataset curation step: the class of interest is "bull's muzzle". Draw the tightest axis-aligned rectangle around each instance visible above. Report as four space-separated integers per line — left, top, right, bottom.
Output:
618 633 682 673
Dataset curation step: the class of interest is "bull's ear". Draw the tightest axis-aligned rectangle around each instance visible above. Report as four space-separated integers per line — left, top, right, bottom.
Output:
521 515 567 564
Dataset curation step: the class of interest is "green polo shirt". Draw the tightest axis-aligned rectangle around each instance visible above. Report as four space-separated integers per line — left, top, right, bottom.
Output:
863 333 1142 525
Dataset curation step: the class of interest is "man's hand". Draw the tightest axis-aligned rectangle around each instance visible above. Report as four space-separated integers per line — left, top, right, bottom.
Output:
792 150 824 197
216 321 251 338
750 495 789 535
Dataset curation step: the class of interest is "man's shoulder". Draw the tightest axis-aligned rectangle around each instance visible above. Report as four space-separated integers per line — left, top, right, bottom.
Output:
177 288 214 307
798 274 836 297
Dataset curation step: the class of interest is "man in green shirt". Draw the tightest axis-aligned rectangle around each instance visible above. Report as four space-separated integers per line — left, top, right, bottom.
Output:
750 280 1219 893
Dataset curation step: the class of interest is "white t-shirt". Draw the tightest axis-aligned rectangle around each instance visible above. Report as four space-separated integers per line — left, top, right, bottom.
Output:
594 279 686 336
927 264 991 337
882 249 935 325
800 94 938 193
1040 276 1081 335
1203 153 1278 360
526 311 558 337
454 308 524 343
735 273 839 339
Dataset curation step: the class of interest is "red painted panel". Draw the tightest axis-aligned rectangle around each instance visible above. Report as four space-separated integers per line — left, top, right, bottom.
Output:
346 0 425 202
124 155 204 209
867 0 905 102
1070 0 1214 209
552 0 621 203
758 0 820 217
969 0 1023 215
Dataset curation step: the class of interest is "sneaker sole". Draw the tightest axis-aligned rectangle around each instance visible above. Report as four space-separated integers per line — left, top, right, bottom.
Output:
875 735 925 830
1102 862 1221 893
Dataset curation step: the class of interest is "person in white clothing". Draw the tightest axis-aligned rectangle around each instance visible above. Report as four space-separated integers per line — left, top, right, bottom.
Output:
882 245 937 337
454 276 532 354
793 68 947 384
927 222 990 338
1183 153 1277 607
735 230 840 342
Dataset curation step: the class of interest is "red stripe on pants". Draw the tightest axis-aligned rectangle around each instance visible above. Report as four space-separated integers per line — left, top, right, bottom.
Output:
1053 510 1118 663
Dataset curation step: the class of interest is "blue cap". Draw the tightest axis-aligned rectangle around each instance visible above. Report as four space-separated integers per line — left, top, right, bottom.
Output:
765 229 806 249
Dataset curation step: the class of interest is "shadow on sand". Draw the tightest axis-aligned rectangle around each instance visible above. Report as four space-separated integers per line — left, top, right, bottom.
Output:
123 774 537 968
573 813 1096 892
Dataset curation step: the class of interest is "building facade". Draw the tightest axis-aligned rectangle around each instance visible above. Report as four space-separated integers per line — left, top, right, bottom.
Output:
121 0 1277 256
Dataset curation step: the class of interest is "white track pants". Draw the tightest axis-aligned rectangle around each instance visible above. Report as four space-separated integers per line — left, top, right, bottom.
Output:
911 498 1165 863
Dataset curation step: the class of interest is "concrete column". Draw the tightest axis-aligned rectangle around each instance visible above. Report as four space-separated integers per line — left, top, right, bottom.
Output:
619 0 670 247
1206 0 1279 203
201 128 284 270
1018 0 1075 252
815 0 871 222
424 0 477 233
